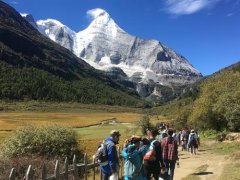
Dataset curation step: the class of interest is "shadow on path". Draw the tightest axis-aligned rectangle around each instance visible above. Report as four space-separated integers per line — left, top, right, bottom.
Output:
193 172 214 176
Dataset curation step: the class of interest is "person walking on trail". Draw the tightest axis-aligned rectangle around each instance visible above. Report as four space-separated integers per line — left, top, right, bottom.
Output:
185 129 190 151
142 128 163 180
188 129 198 155
195 131 200 150
180 130 187 151
122 137 150 180
100 130 121 180
161 129 179 180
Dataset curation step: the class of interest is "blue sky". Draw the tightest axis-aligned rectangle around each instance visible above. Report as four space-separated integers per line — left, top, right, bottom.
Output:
4 0 240 75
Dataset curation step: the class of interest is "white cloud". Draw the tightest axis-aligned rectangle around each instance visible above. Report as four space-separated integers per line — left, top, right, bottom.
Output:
226 12 234 17
164 0 220 15
11 1 19 4
87 8 106 20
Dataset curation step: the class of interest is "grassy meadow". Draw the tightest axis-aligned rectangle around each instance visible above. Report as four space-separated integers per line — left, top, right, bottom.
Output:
0 111 143 130
0 101 149 155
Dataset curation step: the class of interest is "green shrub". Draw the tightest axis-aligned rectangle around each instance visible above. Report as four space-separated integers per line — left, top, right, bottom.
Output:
139 115 153 135
0 126 81 159
199 129 218 139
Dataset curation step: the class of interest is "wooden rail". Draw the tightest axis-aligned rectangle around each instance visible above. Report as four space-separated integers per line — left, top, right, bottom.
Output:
8 153 102 180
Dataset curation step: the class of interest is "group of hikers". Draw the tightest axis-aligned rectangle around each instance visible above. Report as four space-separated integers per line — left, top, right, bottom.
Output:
95 125 200 180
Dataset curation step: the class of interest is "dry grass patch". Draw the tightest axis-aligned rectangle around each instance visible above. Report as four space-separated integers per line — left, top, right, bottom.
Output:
0 112 143 130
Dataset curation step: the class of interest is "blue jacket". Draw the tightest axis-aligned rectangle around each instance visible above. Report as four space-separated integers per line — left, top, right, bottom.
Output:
100 137 119 175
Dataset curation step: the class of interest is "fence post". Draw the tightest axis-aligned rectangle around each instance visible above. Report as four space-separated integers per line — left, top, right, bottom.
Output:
118 145 122 179
9 168 15 180
25 165 34 180
73 155 79 180
93 158 96 180
84 153 88 180
41 163 47 180
54 160 60 180
64 157 68 180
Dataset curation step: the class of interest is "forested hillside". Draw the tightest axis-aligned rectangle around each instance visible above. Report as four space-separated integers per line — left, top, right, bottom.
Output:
152 61 240 131
189 62 240 131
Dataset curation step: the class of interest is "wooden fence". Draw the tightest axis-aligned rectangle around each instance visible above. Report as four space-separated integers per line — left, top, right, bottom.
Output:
8 153 123 180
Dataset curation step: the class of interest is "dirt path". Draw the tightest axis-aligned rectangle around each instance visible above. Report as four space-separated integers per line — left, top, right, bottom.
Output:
174 143 228 180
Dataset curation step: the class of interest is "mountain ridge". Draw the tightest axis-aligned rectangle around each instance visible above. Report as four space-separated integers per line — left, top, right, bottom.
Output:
26 8 202 91
0 1 146 106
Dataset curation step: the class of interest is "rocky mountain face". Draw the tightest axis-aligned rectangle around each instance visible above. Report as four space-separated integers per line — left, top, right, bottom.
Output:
23 8 203 99
0 1 146 106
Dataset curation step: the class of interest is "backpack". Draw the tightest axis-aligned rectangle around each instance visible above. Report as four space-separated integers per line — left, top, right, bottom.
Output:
189 134 196 145
182 133 187 141
143 140 157 161
94 142 108 166
124 145 142 178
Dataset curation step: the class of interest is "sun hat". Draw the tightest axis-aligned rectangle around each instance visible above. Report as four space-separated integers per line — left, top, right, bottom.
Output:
110 130 121 136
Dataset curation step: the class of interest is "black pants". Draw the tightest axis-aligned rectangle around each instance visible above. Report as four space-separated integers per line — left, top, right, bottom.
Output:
143 161 160 180
101 170 111 180
163 160 176 180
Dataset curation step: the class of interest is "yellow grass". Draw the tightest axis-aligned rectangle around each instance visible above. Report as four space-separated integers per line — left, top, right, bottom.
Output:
0 110 144 154
0 112 143 131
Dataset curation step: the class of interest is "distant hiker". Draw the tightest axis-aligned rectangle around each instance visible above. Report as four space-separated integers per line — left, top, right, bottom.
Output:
161 128 179 180
176 130 181 146
158 129 168 141
180 130 187 151
122 136 150 180
188 129 198 155
196 131 200 149
143 128 163 180
100 130 121 180
185 129 190 151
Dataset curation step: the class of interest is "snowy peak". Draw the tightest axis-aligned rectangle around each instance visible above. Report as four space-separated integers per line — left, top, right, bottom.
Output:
37 19 65 28
85 8 125 34
36 19 76 51
23 9 202 94
87 8 111 24
20 13 39 31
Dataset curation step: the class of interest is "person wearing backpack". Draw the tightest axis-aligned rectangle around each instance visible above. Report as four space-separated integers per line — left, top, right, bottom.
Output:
161 129 178 180
180 130 187 151
122 137 150 180
100 130 121 180
188 130 198 155
142 128 163 180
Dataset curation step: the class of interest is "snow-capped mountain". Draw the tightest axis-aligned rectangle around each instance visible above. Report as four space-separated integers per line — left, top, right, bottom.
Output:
22 9 202 97
37 19 76 52
20 13 46 35
20 13 38 29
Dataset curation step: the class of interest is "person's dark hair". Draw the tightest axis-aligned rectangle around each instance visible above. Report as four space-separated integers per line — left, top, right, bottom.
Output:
167 128 174 136
147 127 159 137
130 137 141 144
141 138 150 145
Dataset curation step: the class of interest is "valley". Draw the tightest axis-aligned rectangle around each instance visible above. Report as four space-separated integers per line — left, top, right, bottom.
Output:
0 1 239 179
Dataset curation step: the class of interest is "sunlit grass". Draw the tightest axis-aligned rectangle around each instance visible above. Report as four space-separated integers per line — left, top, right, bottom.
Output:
0 111 143 145
0 112 143 130
78 123 141 156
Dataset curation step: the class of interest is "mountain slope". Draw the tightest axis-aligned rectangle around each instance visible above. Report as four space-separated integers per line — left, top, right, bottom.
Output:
0 1 146 106
32 8 202 97
152 61 240 131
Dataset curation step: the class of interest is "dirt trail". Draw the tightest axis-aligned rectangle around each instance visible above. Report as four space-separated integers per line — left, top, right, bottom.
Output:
174 143 228 180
